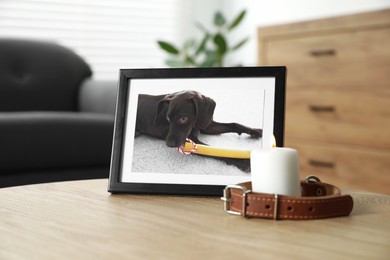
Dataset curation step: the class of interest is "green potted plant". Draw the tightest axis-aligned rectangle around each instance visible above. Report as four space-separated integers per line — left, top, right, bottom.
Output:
158 10 248 67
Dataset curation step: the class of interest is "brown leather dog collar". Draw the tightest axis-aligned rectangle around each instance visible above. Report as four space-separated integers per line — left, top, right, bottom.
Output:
221 178 353 220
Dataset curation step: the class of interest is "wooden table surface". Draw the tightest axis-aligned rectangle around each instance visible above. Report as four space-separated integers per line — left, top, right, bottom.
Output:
1 179 389 259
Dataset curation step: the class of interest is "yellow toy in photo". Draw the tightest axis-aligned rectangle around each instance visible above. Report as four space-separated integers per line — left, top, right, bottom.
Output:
183 141 251 159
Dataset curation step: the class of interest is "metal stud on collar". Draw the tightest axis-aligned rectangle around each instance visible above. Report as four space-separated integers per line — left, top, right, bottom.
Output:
305 175 322 183
305 175 323 196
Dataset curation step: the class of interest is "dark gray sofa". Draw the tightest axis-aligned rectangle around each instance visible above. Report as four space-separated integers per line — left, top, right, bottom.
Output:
0 39 117 187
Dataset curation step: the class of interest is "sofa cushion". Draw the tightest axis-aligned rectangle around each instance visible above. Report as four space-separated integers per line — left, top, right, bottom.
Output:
0 39 92 111
0 112 114 172
0 167 109 188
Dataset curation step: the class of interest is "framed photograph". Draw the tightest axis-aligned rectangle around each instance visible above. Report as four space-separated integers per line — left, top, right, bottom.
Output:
108 67 286 195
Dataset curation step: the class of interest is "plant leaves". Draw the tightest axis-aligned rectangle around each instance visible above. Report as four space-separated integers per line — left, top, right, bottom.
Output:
228 10 246 31
165 59 185 67
194 21 208 33
213 33 227 56
214 11 226 27
158 41 179 55
199 50 217 67
194 33 210 56
231 37 249 51
185 55 197 66
184 39 196 49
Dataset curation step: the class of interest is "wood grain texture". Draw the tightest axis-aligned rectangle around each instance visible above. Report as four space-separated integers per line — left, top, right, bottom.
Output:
258 9 390 195
257 9 390 43
0 179 389 259
285 88 390 149
265 28 390 90
286 139 390 195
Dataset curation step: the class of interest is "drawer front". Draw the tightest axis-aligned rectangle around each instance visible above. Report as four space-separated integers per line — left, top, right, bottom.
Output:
266 27 390 90
285 139 390 195
285 88 390 149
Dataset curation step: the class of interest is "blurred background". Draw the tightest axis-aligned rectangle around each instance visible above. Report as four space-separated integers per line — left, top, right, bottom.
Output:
1 0 389 193
1 0 389 79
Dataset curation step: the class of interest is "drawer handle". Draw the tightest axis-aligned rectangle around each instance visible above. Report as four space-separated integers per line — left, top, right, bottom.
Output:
309 105 335 112
309 159 335 169
310 49 336 57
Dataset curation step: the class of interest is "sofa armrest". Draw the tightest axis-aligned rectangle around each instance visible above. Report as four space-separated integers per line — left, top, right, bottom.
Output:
78 79 118 115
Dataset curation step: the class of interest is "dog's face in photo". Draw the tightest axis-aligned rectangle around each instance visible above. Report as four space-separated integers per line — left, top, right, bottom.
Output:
156 91 216 147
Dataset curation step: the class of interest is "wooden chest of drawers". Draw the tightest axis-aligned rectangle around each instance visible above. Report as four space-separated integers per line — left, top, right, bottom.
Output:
258 9 390 194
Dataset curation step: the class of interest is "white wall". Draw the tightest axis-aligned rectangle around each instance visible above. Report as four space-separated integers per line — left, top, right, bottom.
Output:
190 0 390 66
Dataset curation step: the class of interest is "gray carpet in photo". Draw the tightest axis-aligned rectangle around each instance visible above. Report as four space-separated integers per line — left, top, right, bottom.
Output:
131 133 262 176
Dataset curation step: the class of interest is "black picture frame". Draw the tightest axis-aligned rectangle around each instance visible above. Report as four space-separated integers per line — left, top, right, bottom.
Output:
108 67 286 196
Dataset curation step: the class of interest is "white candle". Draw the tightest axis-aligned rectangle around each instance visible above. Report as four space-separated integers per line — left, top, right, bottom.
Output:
250 148 301 197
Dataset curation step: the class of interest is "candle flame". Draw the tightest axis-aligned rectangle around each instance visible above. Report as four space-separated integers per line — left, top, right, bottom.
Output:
272 135 277 148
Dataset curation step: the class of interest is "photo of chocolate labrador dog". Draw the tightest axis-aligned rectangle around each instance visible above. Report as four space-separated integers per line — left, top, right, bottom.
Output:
135 90 262 172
